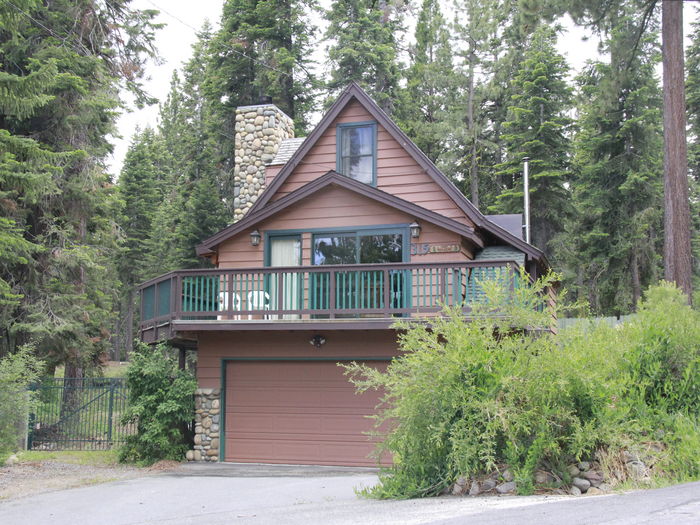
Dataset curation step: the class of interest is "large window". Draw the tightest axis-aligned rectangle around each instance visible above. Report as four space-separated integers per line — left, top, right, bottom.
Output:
337 122 376 185
313 232 403 265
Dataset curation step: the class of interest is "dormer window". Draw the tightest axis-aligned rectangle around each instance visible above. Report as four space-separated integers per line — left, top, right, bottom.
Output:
337 122 377 185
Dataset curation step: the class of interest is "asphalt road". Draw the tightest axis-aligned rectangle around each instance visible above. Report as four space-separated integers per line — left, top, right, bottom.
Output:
0 463 698 525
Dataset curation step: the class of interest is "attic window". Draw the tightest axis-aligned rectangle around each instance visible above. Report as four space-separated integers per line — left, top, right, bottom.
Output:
337 122 377 185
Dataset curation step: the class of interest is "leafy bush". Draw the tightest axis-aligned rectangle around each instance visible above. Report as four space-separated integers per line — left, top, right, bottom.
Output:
119 343 196 465
344 276 700 498
0 346 43 457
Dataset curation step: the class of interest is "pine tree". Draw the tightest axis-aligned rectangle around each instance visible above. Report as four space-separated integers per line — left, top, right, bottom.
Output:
397 0 456 164
0 0 159 374
447 0 503 209
684 17 700 296
490 26 573 257
175 172 229 269
114 128 168 357
687 18 700 183
325 0 403 114
560 10 663 314
204 0 316 135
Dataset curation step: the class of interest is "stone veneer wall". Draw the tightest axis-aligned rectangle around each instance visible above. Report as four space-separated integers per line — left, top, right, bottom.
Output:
233 104 294 222
186 388 221 462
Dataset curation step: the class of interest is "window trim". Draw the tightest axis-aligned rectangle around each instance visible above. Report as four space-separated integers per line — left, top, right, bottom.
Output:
336 121 378 186
311 227 409 265
264 233 302 267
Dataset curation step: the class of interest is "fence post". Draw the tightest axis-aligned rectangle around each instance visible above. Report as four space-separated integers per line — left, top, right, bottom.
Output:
107 381 115 443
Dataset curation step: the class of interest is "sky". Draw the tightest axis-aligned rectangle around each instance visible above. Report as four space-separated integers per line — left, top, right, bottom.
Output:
107 0 698 177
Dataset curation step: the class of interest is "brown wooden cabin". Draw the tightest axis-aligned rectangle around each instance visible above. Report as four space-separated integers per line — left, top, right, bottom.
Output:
137 83 551 466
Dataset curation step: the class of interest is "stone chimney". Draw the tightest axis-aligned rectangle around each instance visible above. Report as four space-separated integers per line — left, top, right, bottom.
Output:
233 102 295 222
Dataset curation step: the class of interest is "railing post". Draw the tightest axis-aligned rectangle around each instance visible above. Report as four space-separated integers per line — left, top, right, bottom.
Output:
383 269 390 316
440 268 447 304
329 270 336 318
174 274 182 321
277 272 285 315
227 272 234 318
153 282 159 326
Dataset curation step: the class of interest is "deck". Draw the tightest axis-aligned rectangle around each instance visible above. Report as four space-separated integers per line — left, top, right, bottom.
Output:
137 260 527 343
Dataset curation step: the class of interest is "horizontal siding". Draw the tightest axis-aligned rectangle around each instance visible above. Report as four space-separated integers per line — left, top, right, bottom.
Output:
217 185 470 267
197 330 400 389
265 165 283 185
266 100 473 228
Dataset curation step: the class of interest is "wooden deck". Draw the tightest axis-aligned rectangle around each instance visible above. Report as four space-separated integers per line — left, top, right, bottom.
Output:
137 260 525 343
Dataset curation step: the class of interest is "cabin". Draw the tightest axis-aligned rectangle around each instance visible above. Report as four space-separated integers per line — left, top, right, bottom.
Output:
137 83 551 466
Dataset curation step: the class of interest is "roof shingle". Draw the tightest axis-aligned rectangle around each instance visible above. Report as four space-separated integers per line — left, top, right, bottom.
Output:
269 137 306 165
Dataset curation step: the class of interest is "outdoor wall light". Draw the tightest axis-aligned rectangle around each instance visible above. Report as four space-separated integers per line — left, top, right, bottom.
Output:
310 334 326 348
250 229 261 246
409 221 421 239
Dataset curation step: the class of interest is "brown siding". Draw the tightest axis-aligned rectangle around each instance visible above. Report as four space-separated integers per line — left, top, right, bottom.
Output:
270 100 472 226
217 185 470 268
196 330 400 389
265 165 283 185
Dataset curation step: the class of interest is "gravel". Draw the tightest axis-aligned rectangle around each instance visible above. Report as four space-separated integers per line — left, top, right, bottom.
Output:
0 459 172 501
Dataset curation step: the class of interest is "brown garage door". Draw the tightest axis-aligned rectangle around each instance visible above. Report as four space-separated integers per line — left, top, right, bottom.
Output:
223 360 388 466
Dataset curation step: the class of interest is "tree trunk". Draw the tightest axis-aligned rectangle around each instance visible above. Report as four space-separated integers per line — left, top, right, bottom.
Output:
125 288 135 360
60 361 84 423
631 250 641 308
662 0 693 303
467 49 479 209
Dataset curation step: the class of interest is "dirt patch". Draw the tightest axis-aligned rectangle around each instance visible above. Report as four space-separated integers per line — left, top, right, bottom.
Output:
0 458 178 501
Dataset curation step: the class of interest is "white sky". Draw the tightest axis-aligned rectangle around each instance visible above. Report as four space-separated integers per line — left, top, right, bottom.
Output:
107 1 698 177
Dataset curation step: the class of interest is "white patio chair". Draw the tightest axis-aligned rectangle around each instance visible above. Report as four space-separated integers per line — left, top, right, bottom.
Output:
218 291 241 320
247 291 270 320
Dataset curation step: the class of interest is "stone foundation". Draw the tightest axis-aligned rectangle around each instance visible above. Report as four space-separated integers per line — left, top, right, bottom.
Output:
186 388 221 462
233 103 295 222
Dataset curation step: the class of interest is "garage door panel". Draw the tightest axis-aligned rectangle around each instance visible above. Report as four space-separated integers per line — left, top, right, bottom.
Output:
226 416 378 440
230 387 376 409
224 438 382 466
224 360 388 466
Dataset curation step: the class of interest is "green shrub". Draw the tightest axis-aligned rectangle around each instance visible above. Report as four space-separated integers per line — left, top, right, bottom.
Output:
622 283 700 416
0 346 43 457
119 343 196 465
344 276 700 499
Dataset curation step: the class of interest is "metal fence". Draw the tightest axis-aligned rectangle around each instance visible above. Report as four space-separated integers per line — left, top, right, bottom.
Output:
557 314 637 331
28 377 135 451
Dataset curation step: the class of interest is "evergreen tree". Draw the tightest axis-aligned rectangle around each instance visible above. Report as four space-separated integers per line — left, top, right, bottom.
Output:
490 26 573 257
0 0 159 375
397 0 456 164
325 0 403 114
205 0 316 135
447 0 504 210
687 17 700 183
115 128 168 357
175 172 229 269
560 10 663 314
684 16 700 295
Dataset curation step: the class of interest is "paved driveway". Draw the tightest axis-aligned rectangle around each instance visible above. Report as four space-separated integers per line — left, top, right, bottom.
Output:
0 463 698 525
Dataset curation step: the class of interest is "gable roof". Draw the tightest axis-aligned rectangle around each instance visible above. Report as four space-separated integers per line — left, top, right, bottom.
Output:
244 82 545 264
196 171 484 256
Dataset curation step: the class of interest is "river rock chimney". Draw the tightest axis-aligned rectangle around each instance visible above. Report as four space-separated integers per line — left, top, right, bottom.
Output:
233 101 294 222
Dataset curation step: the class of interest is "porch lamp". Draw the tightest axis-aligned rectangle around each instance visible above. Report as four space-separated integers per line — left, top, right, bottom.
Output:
409 221 421 239
250 229 261 246
310 334 326 348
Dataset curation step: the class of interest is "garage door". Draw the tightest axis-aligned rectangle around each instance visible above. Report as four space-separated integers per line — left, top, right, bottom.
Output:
223 360 388 466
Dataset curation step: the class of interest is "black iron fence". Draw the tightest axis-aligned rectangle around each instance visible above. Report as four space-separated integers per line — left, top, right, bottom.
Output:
28 377 135 450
